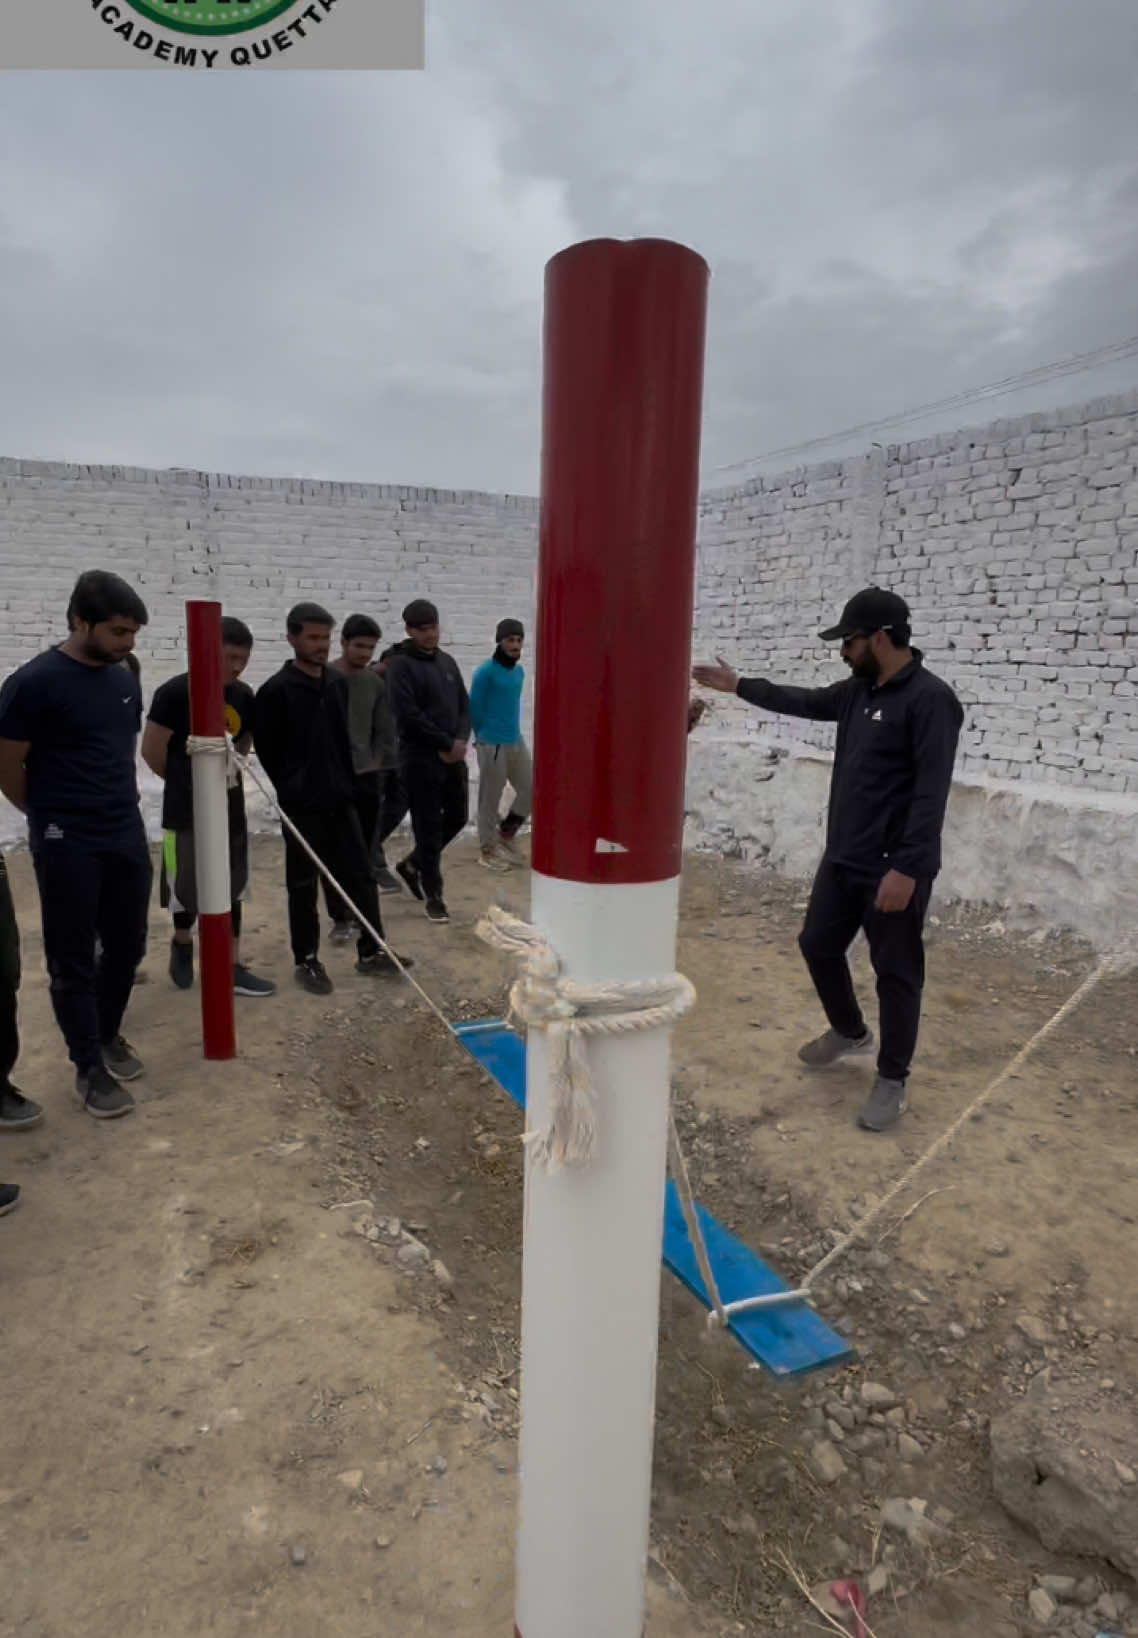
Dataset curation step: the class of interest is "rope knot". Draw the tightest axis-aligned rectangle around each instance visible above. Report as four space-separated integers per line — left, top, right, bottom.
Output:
475 903 695 1173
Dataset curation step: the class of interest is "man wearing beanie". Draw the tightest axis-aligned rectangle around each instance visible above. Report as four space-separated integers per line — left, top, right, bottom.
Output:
469 618 532 873
385 599 471 925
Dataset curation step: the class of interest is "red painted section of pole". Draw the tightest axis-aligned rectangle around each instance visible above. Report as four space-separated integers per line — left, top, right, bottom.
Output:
186 599 236 1061
531 237 710 887
198 912 234 1053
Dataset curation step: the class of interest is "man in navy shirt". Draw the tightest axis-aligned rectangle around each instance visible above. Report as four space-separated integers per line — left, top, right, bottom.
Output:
693 587 963 1133
0 570 152 1119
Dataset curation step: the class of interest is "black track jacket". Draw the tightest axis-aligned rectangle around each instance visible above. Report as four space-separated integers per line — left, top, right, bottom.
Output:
385 641 471 764
736 651 964 880
253 662 356 814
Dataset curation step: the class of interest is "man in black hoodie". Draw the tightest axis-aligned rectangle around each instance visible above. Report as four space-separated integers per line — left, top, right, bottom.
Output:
693 587 963 1134
254 603 411 994
385 599 470 925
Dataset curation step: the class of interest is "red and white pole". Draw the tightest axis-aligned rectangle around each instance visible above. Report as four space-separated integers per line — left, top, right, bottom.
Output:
186 598 236 1061
515 238 710 1638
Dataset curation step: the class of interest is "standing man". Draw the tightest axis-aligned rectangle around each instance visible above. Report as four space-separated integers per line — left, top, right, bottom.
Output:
323 613 394 941
253 602 411 994
469 617 532 873
1 847 44 1215
385 599 470 925
369 643 409 893
141 615 275 998
693 587 963 1132
0 569 152 1118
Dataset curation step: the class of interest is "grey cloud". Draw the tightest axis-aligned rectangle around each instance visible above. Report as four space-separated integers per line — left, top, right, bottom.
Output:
0 0 1135 494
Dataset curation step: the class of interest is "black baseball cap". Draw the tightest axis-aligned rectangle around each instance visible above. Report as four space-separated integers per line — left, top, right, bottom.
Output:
819 586 910 642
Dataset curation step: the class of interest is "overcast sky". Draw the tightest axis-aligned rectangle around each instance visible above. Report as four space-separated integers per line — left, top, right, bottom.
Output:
2 0 1137 495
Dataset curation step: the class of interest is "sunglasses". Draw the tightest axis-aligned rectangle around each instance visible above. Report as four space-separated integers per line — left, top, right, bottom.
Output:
840 625 892 644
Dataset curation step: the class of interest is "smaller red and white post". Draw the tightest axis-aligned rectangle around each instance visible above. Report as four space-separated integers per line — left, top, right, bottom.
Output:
186 598 236 1061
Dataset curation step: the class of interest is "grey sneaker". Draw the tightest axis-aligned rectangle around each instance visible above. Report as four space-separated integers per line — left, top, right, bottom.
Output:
375 866 402 895
102 1036 144 1081
797 1027 875 1067
478 845 511 875
0 1085 45 1131
75 1066 135 1120
328 920 357 946
858 1076 908 1131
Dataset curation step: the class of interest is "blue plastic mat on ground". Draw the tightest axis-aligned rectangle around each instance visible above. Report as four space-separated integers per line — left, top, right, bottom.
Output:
453 1018 854 1379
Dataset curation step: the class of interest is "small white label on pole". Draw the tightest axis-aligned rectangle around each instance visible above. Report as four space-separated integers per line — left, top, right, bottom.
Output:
594 838 629 853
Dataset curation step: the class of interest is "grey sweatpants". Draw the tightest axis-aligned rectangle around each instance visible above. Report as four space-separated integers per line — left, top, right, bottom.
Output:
476 740 533 846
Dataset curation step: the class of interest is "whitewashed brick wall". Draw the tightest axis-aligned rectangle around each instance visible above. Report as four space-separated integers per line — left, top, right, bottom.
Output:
0 459 538 698
695 388 1138 795
3 383 1137 803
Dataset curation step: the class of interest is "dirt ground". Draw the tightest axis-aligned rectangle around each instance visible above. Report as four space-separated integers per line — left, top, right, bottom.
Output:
2 831 1137 1637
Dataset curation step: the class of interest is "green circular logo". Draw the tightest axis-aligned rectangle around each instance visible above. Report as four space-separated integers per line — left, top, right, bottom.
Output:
124 0 303 34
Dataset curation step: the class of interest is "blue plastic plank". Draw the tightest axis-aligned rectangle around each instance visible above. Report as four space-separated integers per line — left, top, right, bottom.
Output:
452 1018 854 1379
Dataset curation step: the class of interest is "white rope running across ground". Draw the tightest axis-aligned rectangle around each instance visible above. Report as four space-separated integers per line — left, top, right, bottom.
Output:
224 741 459 1037
799 949 1135 1293
191 738 1137 1338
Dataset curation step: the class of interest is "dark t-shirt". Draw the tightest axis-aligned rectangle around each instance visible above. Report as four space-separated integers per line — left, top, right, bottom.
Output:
0 647 145 851
147 672 255 833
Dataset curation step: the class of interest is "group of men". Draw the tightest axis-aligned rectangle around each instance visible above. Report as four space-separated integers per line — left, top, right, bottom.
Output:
0 571 533 1212
0 566 963 1219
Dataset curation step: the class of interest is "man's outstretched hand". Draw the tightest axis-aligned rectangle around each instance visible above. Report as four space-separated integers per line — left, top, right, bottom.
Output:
874 868 916 914
691 656 738 694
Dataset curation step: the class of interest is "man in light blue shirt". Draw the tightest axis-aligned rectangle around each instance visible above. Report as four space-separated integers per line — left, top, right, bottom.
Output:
469 618 532 872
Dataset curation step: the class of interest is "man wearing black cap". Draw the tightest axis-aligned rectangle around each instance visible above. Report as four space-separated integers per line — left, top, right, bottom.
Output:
693 587 963 1132
470 618 532 873
385 600 471 924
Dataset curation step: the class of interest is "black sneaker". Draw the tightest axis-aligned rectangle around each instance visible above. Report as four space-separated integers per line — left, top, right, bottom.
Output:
395 857 424 901
169 938 194 991
294 956 334 996
356 950 414 977
0 1182 19 1216
233 964 276 997
328 920 358 946
375 866 402 895
424 898 449 925
102 1036 144 1081
74 1066 135 1120
0 1085 45 1131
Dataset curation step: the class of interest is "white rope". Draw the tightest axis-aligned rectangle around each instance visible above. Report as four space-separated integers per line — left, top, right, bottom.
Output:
226 744 459 1037
187 732 240 787
666 1111 729 1327
476 904 697 1169
802 950 1133 1290
200 742 1137 1346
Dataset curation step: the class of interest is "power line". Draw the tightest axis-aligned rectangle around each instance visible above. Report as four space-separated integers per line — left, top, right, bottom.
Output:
709 331 1138 478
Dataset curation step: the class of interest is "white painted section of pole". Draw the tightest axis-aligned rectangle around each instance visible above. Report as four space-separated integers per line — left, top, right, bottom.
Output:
191 749 231 918
514 869 681 1638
